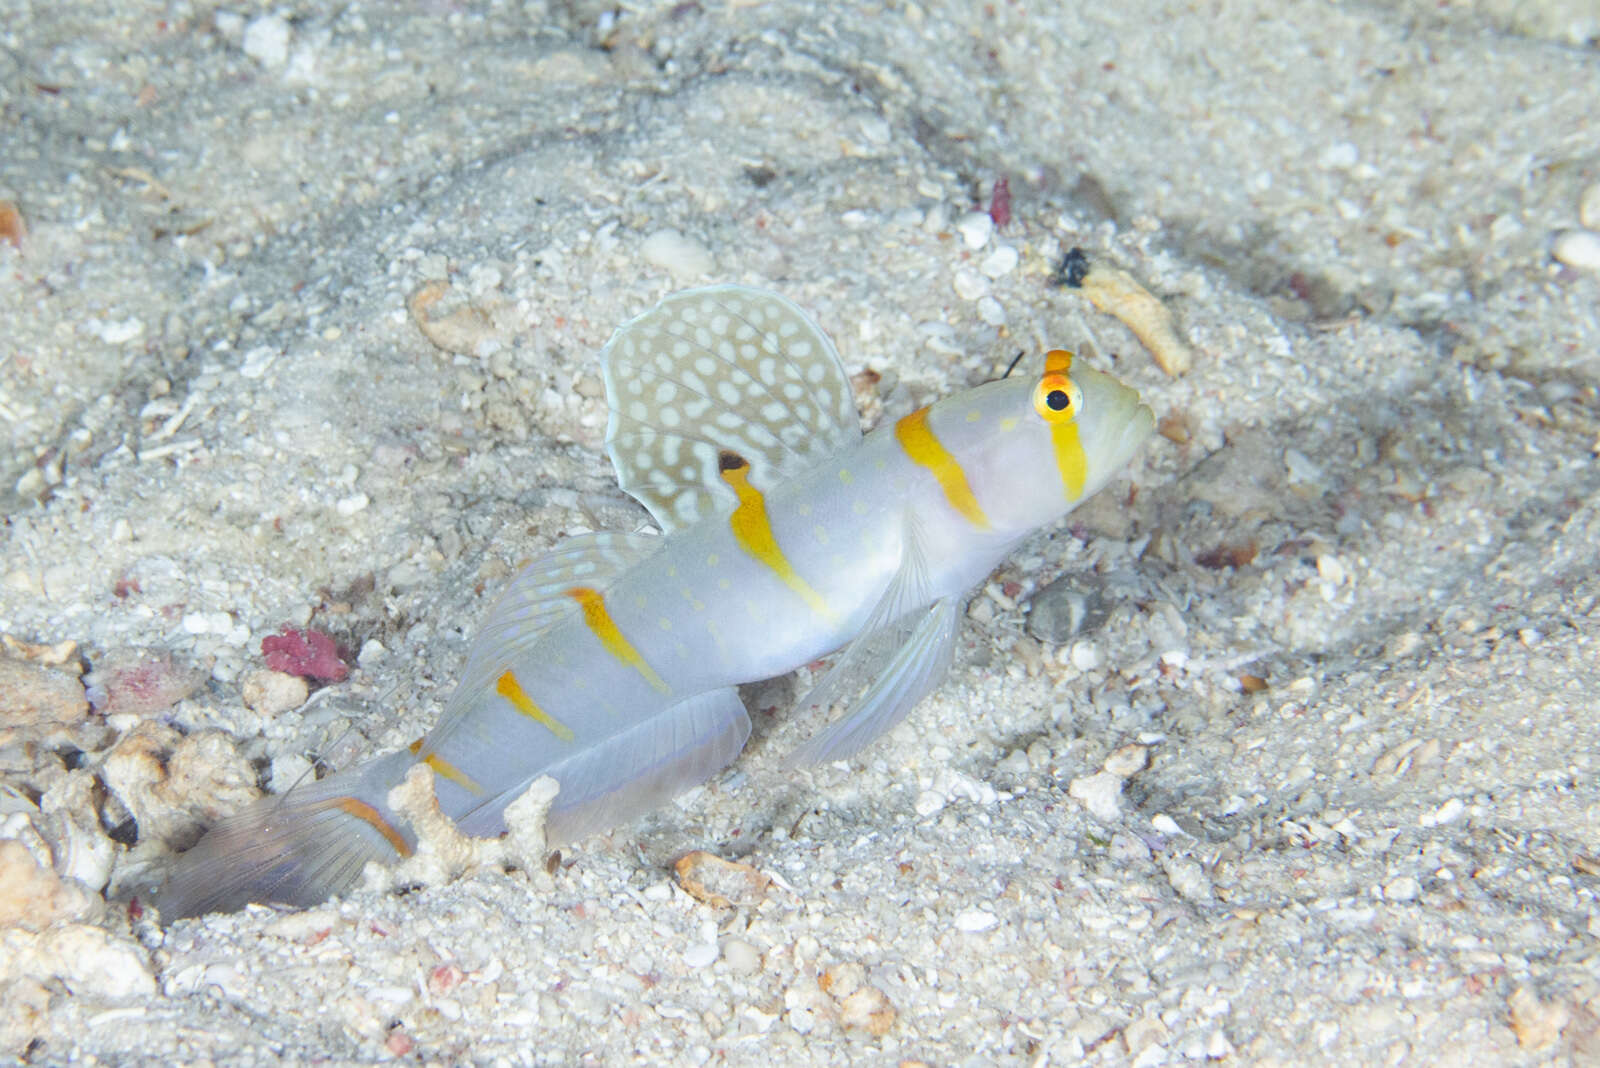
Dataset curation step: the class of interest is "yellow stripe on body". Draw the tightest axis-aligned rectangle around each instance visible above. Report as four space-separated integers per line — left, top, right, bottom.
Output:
718 451 838 624
320 797 413 857
496 670 577 741
564 587 671 695
1051 421 1088 497
1042 350 1089 498
406 737 484 795
893 407 991 529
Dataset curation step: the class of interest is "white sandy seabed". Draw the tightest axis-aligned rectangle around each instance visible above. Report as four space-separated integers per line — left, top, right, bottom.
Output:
3 0 1600 1063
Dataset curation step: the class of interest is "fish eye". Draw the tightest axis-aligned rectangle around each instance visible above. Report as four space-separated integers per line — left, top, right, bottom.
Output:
1032 350 1084 423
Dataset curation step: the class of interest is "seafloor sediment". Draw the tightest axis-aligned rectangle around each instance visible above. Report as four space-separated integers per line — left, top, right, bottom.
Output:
2 1 1598 1062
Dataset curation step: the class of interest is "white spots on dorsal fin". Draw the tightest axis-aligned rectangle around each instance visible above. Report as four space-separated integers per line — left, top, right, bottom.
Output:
601 285 862 533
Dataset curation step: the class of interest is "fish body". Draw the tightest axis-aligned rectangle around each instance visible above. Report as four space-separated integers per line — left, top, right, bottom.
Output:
153 285 1153 918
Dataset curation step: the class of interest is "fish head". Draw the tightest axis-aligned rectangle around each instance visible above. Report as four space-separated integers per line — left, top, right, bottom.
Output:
925 349 1154 536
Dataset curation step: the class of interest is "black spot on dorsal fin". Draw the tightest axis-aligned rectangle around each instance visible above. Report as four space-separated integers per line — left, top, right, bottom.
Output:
717 449 748 473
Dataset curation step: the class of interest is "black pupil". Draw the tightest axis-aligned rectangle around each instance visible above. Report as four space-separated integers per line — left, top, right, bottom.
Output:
1046 389 1071 411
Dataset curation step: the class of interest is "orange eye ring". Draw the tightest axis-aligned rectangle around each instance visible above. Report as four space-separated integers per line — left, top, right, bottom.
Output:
1033 350 1084 423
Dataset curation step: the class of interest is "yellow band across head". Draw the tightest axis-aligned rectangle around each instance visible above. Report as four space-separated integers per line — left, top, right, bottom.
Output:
1034 349 1088 497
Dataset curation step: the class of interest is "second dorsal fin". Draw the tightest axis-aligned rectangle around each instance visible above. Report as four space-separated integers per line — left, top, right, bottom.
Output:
427 530 663 745
601 285 862 533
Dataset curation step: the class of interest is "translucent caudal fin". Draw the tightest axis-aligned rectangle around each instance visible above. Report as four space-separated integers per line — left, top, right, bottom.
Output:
147 751 416 920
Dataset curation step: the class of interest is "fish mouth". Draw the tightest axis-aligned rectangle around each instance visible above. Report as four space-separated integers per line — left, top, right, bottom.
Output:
1108 398 1156 471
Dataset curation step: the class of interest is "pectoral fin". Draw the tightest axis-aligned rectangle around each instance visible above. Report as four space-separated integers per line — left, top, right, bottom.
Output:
786 596 961 767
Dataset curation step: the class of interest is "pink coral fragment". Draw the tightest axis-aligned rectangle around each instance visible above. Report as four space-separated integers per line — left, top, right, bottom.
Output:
84 649 208 719
989 176 1011 228
261 626 347 682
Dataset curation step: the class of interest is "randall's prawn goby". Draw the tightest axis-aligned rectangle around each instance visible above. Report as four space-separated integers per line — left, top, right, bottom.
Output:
152 285 1154 918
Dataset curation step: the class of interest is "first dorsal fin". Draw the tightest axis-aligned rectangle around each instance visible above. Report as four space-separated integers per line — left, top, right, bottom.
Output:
602 285 861 533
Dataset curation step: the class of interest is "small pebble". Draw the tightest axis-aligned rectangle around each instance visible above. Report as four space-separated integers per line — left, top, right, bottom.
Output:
820 962 865 998
837 985 896 1036
1103 744 1148 778
1284 448 1326 487
1385 631 1423 659
979 245 1018 278
857 115 891 144
1421 797 1465 827
90 317 144 344
1068 770 1124 822
335 493 369 516
369 984 413 1005
1150 813 1183 836
0 200 26 247
238 347 276 379
1383 875 1420 902
242 14 292 68
182 611 233 635
1509 986 1570 1051
640 229 715 279
954 211 994 250
1317 141 1359 170
1069 640 1103 672
914 789 946 816
270 753 314 793
1027 577 1109 643
0 658 88 728
952 268 990 301
722 938 762 974
995 749 1030 777
240 669 309 716
673 850 769 908
1579 182 1600 230
976 295 1006 326
1552 229 1600 272
955 909 998 932
1161 855 1214 903
683 942 719 969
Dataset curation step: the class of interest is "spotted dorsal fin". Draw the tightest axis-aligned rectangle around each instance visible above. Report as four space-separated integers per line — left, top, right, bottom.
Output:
601 285 861 533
